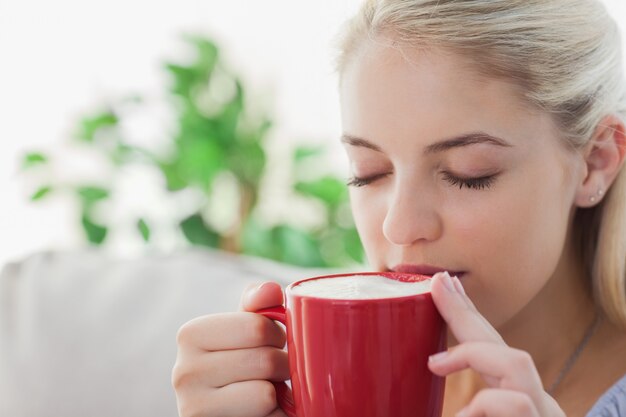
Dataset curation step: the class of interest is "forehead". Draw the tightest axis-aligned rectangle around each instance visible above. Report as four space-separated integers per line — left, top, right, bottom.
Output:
339 41 556 150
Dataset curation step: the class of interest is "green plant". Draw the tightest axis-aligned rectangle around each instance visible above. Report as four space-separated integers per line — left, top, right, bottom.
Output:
22 35 365 268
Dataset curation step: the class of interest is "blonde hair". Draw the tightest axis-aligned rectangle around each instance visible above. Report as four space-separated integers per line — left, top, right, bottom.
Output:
336 0 626 327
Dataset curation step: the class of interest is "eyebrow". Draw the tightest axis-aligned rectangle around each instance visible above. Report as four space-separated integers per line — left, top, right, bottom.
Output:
341 132 513 154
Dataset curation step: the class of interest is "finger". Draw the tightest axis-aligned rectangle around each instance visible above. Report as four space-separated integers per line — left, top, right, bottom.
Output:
431 272 504 345
177 312 286 352
240 282 284 312
175 346 290 388
457 388 540 417
265 409 289 417
183 380 279 417
428 342 543 402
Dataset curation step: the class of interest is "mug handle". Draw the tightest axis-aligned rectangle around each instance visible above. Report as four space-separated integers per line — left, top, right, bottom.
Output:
255 306 296 417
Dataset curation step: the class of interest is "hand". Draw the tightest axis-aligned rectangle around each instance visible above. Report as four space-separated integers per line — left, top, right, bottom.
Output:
427 272 565 417
172 282 289 417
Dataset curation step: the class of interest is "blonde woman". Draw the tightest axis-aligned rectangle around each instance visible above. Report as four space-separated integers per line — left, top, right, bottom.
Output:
172 1 626 416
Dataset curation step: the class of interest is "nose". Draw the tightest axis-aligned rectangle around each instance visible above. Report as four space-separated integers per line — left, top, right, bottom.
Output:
382 186 443 246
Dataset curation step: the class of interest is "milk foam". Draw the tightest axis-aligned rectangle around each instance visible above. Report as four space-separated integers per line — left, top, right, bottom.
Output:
290 275 431 299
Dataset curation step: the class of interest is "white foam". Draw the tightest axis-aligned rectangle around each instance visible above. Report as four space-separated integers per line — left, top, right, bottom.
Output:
291 275 431 299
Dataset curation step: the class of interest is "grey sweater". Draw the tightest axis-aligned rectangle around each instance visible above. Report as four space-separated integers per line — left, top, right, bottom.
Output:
587 374 626 417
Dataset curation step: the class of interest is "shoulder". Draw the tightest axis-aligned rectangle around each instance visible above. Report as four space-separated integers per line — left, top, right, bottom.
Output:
586 373 626 417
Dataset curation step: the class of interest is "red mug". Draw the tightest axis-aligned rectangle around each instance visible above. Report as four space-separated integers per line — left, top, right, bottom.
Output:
257 272 447 417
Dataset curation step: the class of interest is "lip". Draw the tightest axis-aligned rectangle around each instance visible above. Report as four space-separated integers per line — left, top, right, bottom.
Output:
390 264 466 278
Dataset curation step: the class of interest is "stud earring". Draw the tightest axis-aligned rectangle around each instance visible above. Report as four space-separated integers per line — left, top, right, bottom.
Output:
590 188 604 203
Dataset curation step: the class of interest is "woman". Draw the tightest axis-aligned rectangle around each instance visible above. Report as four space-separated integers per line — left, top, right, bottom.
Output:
172 1 626 416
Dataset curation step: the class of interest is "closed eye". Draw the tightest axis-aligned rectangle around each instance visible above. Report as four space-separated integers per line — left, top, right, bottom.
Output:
442 172 497 190
346 173 390 187
347 172 498 190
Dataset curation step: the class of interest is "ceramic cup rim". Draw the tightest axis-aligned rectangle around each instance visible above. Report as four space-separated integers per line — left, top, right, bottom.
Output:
285 271 433 304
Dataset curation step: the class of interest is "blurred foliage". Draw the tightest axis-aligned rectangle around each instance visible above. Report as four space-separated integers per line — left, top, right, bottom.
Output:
22 35 365 268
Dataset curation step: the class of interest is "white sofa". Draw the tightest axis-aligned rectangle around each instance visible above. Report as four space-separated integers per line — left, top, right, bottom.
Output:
0 248 341 417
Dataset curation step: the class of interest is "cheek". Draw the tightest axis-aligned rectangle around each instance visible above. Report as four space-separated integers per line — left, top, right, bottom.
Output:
451 170 574 325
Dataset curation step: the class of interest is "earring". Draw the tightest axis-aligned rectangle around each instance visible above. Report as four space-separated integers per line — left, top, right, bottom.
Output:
589 188 604 203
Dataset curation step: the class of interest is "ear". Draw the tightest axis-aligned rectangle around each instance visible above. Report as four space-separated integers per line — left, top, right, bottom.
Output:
575 114 626 208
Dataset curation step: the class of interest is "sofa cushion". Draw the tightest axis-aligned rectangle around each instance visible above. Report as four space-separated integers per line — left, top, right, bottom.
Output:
0 248 339 417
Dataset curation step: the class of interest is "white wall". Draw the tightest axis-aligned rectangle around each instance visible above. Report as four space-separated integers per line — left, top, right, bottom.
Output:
1 0 626 267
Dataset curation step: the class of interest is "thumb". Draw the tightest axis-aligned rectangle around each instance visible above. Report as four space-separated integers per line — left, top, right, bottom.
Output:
239 281 284 312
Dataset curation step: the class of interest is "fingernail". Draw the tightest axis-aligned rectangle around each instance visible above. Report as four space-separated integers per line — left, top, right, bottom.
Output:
438 271 456 293
429 350 449 363
456 407 470 417
244 282 270 305
453 276 466 295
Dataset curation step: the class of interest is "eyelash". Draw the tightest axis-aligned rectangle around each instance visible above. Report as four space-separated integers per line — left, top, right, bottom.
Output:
346 173 390 187
346 172 497 190
441 172 496 190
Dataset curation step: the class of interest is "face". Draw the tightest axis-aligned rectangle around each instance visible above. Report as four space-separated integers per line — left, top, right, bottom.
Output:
340 42 586 328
